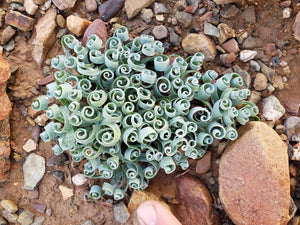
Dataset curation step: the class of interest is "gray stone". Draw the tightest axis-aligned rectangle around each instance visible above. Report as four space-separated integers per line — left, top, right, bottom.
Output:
3 39 15 52
152 25 168 40
175 11 192 28
140 8 153 23
153 2 168 14
232 65 251 89
284 116 300 142
262 95 286 121
47 154 67 167
239 50 257 62
198 7 206 15
53 171 65 182
169 28 181 46
175 0 187 11
2 210 18 223
1 26 16 45
258 61 275 82
113 202 130 224
31 217 45 225
17 210 34 225
85 0 97 12
81 220 95 225
23 153 45 190
10 3 21 10
250 60 260 71
204 21 220 38
56 28 68 38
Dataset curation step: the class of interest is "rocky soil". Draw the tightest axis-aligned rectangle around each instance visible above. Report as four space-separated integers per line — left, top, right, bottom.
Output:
0 0 300 224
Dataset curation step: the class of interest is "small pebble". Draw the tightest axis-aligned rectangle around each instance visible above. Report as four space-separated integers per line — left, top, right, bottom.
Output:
140 8 153 23
56 14 65 28
282 8 291 18
250 60 260 71
253 73 268 91
22 139 37 152
33 203 47 214
152 25 168 40
41 0 51 11
113 202 130 224
53 171 65 182
46 208 52 216
72 174 87 186
0 217 7 225
239 50 257 62
34 113 48 126
155 14 164 21
81 220 95 225
85 0 97 12
153 2 168 14
27 190 39 199
17 210 34 225
1 200 18 213
57 28 68 38
3 39 15 52
271 56 280 67
59 185 74 200
2 210 18 223
31 216 45 225
198 7 206 15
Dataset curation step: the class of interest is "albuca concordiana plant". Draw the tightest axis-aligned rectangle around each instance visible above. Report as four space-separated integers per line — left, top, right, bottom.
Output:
32 27 259 200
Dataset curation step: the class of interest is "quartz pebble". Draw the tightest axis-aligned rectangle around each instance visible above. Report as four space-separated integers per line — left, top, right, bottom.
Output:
262 95 286 121
23 139 37 152
23 153 45 190
72 174 87 186
52 0 77 10
34 113 48 126
31 217 45 225
239 50 257 62
59 185 74 200
282 8 291 18
0 200 18 213
125 0 154 19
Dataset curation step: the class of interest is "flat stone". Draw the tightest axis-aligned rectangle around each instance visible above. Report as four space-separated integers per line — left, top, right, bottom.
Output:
169 28 181 46
219 121 290 225
33 203 46 214
125 0 155 19
52 0 77 10
182 33 216 61
152 25 168 40
3 39 14 52
5 11 35 32
220 4 239 18
72 173 87 186
27 190 39 199
242 36 264 49
2 210 18 223
32 8 57 67
24 0 38 15
140 8 153 23
82 19 107 47
253 73 268 91
222 38 239 53
23 139 37 152
293 11 300 41
66 15 91 37
284 116 300 142
195 151 211 175
59 185 73 200
31 216 45 225
0 200 18 213
98 0 125 22
258 61 275 82
263 95 286 121
1 26 16 45
23 153 45 190
204 21 220 38
17 210 34 225
113 202 130 224
239 50 257 62
175 11 192 28
176 174 220 224
85 0 97 12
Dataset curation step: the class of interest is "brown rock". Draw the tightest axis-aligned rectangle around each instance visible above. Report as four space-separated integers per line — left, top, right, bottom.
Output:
52 0 77 10
56 14 65 28
221 38 239 53
176 175 219 225
32 8 57 67
182 33 216 61
37 73 55 85
66 15 91 37
219 121 290 225
24 0 38 15
265 43 276 56
253 72 268 91
59 185 73 200
184 6 194 14
85 0 97 12
82 19 107 47
33 0 46 4
1 26 16 45
5 11 35 32
125 0 155 19
220 53 236 66
293 11 300 41
195 151 211 175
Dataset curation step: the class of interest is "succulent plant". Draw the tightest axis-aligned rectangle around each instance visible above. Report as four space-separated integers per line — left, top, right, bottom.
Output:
32 27 258 200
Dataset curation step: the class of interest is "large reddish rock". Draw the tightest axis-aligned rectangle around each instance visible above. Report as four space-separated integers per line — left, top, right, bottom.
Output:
219 121 290 225
5 11 35 32
82 19 107 47
32 8 57 66
176 175 220 225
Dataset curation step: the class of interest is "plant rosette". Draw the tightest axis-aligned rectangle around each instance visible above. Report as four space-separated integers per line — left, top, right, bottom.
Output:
32 27 259 200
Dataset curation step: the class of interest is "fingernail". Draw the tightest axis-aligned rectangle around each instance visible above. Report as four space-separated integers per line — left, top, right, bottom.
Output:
137 203 158 225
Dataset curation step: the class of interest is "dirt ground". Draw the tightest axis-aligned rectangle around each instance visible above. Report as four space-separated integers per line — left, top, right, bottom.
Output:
0 0 300 224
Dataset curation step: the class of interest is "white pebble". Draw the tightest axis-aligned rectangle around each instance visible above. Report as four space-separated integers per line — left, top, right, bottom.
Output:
240 50 257 62
282 8 291 19
72 174 87 186
23 139 37 152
